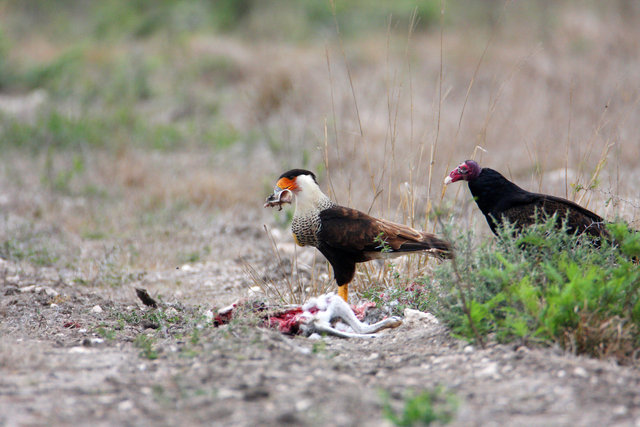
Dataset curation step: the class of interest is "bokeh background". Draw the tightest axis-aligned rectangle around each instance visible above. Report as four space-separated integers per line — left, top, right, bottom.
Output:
1 0 638 295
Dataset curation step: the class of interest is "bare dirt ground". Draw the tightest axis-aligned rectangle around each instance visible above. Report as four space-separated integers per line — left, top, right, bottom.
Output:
2 212 640 427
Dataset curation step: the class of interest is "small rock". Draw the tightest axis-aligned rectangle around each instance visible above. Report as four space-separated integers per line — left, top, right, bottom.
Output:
403 308 439 325
243 387 270 401
69 346 90 354
118 400 133 411
573 367 588 378
91 305 103 314
164 307 178 317
180 264 192 271
82 337 105 347
19 285 35 293
140 320 159 330
477 362 500 379
464 345 475 353
613 405 628 416
217 388 242 399
42 287 59 297
557 370 566 378
295 399 312 412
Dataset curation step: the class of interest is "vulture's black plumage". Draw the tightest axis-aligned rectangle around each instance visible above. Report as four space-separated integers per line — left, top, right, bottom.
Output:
445 160 607 238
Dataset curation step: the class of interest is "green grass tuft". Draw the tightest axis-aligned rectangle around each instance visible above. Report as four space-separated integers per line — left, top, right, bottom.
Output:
382 387 457 426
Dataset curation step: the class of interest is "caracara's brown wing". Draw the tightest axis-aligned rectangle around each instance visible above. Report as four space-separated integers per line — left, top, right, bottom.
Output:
501 194 607 238
317 206 452 261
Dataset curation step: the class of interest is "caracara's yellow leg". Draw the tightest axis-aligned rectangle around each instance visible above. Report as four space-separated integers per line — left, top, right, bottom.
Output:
338 285 349 303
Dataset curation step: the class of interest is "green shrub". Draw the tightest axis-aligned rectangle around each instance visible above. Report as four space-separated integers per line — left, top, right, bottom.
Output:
430 217 640 363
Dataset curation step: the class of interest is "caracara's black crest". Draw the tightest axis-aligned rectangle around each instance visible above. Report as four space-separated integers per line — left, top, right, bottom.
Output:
278 169 317 183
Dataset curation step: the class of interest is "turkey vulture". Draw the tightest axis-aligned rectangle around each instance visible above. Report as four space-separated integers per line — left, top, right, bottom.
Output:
444 160 607 238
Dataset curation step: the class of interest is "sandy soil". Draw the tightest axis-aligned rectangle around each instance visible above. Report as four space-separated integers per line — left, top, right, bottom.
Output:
1 216 639 427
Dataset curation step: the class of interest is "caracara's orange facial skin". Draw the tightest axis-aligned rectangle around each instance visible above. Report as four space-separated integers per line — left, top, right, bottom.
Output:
276 177 298 192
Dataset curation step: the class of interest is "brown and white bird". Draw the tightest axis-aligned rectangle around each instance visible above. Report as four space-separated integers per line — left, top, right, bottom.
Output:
265 169 453 302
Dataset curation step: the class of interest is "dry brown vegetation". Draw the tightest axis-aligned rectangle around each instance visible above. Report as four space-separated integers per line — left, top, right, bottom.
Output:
1 1 640 425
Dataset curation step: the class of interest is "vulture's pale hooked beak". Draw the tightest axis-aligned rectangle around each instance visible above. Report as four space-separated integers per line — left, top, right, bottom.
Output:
264 188 293 211
444 176 453 185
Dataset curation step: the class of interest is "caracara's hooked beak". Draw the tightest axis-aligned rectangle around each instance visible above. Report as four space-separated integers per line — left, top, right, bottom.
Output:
264 188 293 211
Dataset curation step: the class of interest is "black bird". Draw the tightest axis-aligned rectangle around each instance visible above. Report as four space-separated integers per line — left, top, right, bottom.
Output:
444 160 607 238
265 169 453 302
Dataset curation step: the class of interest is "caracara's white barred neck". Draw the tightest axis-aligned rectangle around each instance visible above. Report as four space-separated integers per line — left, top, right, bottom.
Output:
292 174 333 215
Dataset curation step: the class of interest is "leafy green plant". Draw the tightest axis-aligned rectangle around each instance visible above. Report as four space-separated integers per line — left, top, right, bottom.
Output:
94 325 116 340
134 334 159 360
382 387 457 426
431 217 640 363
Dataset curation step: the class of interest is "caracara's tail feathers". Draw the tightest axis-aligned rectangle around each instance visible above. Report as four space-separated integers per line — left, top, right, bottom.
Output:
395 232 454 259
317 206 453 261
373 219 453 260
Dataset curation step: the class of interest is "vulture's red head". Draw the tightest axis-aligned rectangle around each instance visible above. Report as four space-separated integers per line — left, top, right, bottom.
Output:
264 169 318 210
444 160 482 185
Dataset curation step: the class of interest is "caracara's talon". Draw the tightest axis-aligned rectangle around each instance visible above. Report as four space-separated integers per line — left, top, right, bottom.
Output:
337 285 349 303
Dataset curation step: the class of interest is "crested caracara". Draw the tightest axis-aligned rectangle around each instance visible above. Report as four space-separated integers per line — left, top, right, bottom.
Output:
265 169 453 302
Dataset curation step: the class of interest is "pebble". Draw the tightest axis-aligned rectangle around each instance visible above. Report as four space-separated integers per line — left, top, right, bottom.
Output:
117 400 133 411
91 305 103 314
164 307 178 317
403 308 439 325
477 362 500 379
573 367 588 378
295 399 312 412
613 405 628 416
42 286 58 297
83 338 104 347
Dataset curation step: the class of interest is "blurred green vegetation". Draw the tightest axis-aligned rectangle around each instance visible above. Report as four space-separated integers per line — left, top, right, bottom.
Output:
2 0 441 43
0 0 635 155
